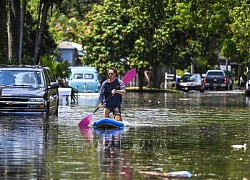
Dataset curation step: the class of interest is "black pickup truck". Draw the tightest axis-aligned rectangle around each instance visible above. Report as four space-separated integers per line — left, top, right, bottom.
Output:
203 70 234 90
0 65 59 116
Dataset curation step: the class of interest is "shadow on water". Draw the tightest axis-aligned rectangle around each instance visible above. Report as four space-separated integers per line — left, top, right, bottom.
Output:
0 91 250 179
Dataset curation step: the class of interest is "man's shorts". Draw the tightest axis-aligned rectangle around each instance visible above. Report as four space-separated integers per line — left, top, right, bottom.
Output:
109 106 121 116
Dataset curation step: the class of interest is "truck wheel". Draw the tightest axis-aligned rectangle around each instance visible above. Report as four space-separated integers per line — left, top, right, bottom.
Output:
45 102 50 117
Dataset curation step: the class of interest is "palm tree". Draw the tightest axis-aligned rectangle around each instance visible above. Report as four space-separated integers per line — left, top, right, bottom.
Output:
41 54 79 102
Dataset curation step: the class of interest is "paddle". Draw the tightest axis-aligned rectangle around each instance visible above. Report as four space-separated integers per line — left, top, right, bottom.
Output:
78 68 136 128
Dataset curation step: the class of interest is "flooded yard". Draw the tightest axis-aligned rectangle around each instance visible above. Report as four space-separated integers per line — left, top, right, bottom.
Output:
0 91 250 179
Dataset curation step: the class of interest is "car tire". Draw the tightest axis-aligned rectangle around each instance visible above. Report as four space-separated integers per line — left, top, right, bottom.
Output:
45 102 50 117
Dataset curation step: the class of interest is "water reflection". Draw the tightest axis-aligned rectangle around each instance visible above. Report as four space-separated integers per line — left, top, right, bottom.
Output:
1 91 250 179
73 93 99 106
0 116 59 179
96 129 122 177
92 128 132 179
246 96 250 106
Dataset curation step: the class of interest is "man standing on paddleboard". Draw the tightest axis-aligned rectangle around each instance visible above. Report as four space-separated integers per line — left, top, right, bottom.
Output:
98 67 126 121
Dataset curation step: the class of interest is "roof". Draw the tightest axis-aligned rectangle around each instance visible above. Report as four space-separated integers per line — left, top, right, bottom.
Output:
0 65 47 70
58 41 82 51
69 66 98 73
69 66 96 70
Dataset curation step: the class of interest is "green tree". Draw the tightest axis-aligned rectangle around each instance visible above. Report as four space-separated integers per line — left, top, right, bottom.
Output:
0 0 59 65
81 1 132 72
173 0 233 72
229 0 250 66
48 0 101 44
80 0 236 89
41 54 71 79
227 0 250 81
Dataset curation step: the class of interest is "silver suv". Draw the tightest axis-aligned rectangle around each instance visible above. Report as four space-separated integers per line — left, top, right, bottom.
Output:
0 65 59 116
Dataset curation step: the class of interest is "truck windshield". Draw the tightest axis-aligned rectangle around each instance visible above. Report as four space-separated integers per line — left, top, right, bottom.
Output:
0 70 44 88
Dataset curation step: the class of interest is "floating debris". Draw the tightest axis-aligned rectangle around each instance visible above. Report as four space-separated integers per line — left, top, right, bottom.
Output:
167 171 192 178
139 170 192 178
231 143 247 149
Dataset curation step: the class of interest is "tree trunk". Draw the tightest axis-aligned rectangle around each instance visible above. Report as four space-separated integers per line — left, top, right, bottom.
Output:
19 0 26 64
34 1 50 65
0 0 8 63
138 67 144 91
8 0 20 64
151 65 165 88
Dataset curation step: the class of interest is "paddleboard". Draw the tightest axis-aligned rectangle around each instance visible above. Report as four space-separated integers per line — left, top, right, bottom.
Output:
93 127 125 136
92 118 125 129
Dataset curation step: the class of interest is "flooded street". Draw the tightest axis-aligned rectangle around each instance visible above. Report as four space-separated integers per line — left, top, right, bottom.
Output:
1 91 250 179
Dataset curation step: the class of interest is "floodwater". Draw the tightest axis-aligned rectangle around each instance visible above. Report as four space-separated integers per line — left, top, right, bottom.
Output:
0 91 250 179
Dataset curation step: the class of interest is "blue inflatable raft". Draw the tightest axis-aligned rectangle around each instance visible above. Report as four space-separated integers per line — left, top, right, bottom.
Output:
92 118 125 129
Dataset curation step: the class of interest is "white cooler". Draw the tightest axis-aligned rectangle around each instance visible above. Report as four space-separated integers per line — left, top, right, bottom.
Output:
58 88 71 105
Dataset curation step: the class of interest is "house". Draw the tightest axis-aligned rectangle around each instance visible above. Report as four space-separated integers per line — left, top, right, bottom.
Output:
57 41 83 66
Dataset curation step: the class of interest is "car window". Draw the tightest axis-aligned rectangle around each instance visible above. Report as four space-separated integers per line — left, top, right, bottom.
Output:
73 73 83 79
182 74 200 82
22 73 35 84
73 73 94 79
0 70 44 87
181 74 192 81
34 71 42 85
207 71 224 76
183 77 193 82
191 74 201 80
84 74 94 79
43 68 57 85
44 69 52 84
0 71 16 85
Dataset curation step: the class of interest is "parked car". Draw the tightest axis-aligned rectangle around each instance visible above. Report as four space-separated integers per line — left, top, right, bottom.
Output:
178 73 204 92
0 65 59 116
68 66 100 93
245 71 250 96
203 70 234 90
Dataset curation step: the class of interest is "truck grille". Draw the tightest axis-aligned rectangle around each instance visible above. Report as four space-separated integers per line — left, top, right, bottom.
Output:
0 97 30 108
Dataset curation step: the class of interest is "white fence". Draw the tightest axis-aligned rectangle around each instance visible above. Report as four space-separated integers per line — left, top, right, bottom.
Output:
164 73 175 89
